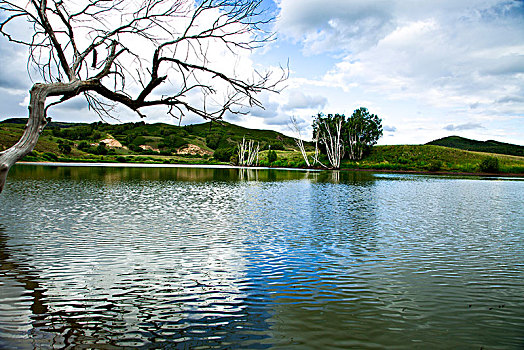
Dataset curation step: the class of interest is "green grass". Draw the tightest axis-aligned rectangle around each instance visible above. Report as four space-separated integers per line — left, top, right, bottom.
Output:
340 145 524 173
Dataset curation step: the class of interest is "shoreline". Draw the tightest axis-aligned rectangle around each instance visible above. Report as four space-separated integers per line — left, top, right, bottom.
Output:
340 167 524 178
17 161 523 178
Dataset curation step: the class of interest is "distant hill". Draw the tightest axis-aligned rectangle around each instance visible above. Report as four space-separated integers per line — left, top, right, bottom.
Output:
1 117 101 129
426 136 524 157
0 118 302 162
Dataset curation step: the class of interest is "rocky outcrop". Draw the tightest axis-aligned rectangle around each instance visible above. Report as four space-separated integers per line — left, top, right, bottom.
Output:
177 144 213 156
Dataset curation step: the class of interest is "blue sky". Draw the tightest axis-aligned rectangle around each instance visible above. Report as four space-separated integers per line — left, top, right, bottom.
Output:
1 0 523 145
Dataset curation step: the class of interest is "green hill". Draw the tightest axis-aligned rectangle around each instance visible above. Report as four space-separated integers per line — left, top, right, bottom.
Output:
0 118 300 164
426 136 524 157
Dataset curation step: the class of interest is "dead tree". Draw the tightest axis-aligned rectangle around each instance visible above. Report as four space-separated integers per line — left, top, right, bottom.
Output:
289 115 310 167
237 137 259 166
289 115 325 168
311 134 325 168
0 0 285 193
317 117 344 169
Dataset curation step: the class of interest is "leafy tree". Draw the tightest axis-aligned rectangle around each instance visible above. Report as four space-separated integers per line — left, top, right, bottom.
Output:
345 107 383 160
213 147 236 162
58 143 72 155
77 141 90 151
128 144 143 153
311 108 382 166
96 143 108 156
206 133 224 150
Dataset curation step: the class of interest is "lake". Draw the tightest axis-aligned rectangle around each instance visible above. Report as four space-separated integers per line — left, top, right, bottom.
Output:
1 164 523 349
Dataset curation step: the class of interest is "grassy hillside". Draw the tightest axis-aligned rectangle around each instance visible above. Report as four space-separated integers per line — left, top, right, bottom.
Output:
2 118 523 174
342 145 524 174
427 136 524 157
0 118 300 165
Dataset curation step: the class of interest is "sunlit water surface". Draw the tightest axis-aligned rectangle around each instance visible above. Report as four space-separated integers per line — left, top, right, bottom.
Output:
0 165 523 349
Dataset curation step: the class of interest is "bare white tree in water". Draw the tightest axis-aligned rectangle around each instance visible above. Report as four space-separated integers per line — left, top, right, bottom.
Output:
316 116 344 169
290 115 327 168
289 115 310 167
238 137 259 166
0 0 285 193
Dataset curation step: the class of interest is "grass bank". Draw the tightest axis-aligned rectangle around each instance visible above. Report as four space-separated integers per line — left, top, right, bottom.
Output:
342 145 524 174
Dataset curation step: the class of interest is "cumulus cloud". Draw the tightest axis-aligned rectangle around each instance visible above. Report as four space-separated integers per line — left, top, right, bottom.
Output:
276 0 395 53
283 91 327 110
276 0 524 144
246 92 280 119
384 125 397 132
496 95 524 104
444 122 484 131
262 115 293 126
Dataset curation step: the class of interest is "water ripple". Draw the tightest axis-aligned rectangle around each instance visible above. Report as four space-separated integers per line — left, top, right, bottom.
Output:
0 166 523 349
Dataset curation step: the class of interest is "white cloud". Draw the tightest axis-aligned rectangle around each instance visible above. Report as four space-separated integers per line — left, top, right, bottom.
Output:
384 125 397 132
444 122 484 131
275 0 524 144
283 91 327 110
276 0 395 53
0 1 279 127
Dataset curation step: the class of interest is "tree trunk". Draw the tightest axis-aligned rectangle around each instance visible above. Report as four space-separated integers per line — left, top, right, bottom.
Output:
0 84 51 193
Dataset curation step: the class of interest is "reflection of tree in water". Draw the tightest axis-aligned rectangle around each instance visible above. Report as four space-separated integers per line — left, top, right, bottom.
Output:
0 224 49 347
236 174 392 347
238 168 259 181
0 222 273 348
0 228 48 316
0 224 122 348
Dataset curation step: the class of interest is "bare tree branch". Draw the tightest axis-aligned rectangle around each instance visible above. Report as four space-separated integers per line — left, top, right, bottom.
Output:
0 0 286 193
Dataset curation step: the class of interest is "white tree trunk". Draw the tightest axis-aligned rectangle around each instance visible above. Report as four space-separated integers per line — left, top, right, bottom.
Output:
289 116 310 167
238 137 259 166
0 81 84 193
0 84 50 193
319 118 344 169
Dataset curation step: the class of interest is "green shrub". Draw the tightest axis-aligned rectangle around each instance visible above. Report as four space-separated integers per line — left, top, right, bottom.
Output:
397 156 409 164
479 156 499 173
58 143 72 154
427 160 442 172
43 152 58 161
206 133 223 150
296 160 308 168
267 150 277 164
213 147 235 162
77 141 90 151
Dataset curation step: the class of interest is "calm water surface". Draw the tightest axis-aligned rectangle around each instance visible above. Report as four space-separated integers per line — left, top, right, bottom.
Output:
0 165 523 349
